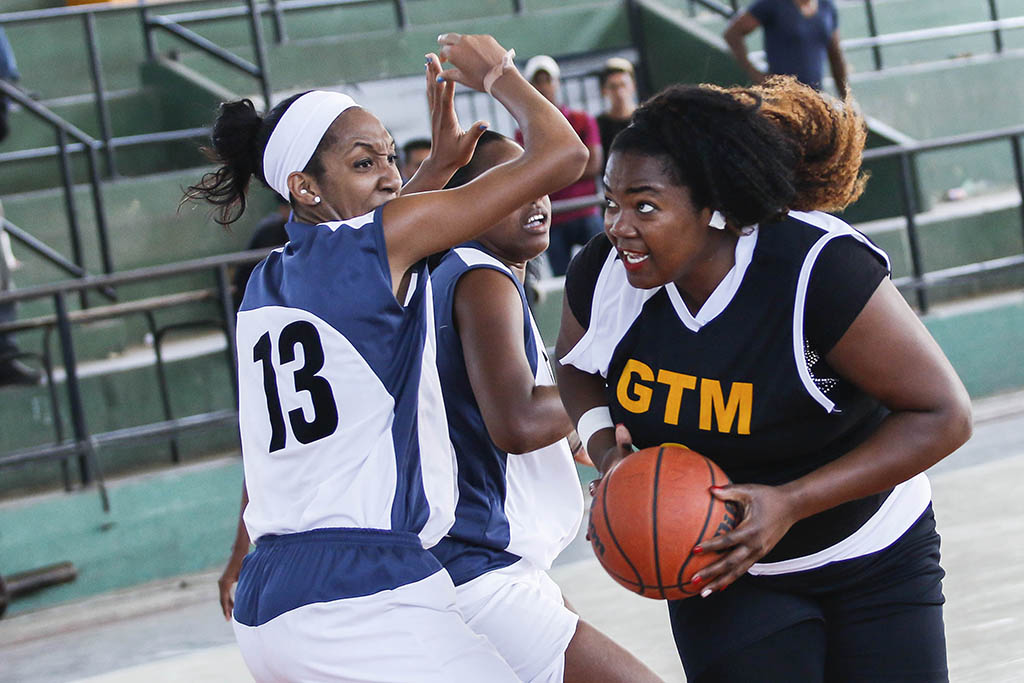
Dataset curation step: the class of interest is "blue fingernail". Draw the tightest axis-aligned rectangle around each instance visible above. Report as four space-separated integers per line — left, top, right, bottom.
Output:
436 75 444 83
479 124 488 130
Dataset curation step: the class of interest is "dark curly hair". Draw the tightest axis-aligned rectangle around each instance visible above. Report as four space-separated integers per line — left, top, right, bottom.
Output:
182 92 338 227
610 76 868 228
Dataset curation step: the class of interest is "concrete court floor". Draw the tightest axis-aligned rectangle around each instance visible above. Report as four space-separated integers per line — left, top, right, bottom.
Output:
1 392 1022 683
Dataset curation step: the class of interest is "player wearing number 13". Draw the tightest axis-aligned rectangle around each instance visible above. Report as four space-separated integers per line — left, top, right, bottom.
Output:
184 34 588 682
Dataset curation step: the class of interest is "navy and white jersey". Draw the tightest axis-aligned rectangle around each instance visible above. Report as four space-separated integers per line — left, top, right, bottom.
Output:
236 207 456 549
562 211 931 574
429 243 584 585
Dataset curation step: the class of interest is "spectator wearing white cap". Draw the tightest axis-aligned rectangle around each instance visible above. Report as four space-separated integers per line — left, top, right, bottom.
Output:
516 55 604 276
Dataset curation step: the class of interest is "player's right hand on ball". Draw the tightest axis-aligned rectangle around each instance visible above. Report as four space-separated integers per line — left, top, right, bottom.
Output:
436 33 510 92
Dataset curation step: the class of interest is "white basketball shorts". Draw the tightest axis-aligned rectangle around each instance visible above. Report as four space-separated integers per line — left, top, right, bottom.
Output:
455 559 579 683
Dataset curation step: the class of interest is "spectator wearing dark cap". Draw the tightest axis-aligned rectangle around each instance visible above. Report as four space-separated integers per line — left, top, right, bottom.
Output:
596 57 637 175
516 55 604 276
724 0 849 100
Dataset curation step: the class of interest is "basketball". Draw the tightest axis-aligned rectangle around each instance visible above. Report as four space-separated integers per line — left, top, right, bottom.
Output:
588 446 739 600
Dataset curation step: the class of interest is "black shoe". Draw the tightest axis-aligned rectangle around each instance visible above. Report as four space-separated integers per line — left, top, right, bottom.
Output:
0 359 42 387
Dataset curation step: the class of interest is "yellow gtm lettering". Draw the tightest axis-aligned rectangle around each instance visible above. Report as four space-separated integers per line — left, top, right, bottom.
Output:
617 359 654 413
656 369 697 425
699 379 753 434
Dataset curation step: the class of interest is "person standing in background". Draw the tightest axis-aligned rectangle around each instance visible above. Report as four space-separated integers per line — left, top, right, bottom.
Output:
724 0 849 100
0 205 42 387
400 137 432 181
516 55 604 276
596 58 637 175
0 26 20 142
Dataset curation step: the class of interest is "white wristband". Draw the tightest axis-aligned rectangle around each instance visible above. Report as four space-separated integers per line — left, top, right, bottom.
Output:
483 48 517 95
577 406 614 452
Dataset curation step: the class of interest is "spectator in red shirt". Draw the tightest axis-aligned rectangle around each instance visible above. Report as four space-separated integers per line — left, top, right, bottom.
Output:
516 55 604 276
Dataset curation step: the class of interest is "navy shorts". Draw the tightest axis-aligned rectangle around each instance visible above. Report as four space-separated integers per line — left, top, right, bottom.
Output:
668 505 947 682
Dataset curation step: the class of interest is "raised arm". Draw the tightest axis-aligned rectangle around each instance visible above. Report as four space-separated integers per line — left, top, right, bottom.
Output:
723 11 767 85
826 30 849 100
457 268 573 453
382 34 589 280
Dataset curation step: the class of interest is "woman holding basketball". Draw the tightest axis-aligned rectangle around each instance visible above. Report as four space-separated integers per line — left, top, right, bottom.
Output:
186 33 588 681
555 76 970 681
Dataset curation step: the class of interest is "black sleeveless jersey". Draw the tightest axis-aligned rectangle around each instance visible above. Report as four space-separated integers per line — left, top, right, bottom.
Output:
562 211 896 562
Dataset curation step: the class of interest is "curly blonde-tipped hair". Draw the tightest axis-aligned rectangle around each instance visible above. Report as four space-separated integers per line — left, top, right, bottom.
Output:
739 76 868 213
611 76 868 227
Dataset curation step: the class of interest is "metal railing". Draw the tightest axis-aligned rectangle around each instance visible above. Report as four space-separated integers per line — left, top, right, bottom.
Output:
0 0 527 292
0 246 276 510
863 124 1024 313
0 81 113 305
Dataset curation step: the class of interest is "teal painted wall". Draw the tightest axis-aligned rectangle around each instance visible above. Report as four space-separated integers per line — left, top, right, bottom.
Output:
0 457 243 616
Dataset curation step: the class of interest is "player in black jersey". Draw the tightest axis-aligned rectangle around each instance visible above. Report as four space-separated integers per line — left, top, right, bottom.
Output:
555 76 971 681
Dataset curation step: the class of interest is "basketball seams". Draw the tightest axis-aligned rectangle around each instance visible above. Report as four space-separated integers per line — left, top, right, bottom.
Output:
674 456 718 588
599 469 648 594
651 447 666 600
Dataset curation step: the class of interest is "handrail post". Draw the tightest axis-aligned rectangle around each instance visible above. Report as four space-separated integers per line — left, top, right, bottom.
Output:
53 292 109 514
138 0 157 60
268 0 287 44
897 151 928 312
864 0 882 71
55 128 88 310
1010 136 1024 248
85 144 114 276
83 11 117 177
987 0 1003 53
216 263 239 401
394 0 408 30
512 0 525 14
245 0 273 109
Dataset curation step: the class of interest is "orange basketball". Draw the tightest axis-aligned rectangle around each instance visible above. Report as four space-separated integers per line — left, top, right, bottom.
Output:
588 445 739 600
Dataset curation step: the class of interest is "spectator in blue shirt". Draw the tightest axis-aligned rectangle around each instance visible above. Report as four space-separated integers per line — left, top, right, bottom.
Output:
724 0 848 100
0 26 19 143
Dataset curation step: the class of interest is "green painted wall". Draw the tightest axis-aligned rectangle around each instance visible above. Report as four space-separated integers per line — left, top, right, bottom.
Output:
0 457 243 616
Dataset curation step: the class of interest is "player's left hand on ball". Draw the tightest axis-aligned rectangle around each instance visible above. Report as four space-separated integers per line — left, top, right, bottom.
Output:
687 483 798 597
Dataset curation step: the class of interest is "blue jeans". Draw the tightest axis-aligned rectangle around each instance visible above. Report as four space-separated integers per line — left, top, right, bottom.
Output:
546 212 604 276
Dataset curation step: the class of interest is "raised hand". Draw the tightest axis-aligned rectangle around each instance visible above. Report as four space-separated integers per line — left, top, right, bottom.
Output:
426 52 488 174
436 33 512 93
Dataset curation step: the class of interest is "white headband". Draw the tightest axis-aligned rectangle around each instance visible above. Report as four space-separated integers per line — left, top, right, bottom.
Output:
262 91 359 200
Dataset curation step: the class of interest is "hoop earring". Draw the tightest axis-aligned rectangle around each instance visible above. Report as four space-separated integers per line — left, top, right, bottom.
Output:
709 211 726 230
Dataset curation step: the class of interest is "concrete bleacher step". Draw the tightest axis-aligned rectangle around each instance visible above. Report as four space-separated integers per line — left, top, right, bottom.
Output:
0 329 237 499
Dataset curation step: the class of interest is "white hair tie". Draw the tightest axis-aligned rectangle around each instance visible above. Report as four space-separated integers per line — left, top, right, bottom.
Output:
262 91 358 201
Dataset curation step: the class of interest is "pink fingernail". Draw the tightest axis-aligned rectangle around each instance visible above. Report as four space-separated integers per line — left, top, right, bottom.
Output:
700 588 713 598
